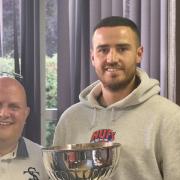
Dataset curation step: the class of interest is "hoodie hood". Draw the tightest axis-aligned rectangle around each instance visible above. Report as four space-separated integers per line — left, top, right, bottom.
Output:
79 68 160 110
79 67 160 129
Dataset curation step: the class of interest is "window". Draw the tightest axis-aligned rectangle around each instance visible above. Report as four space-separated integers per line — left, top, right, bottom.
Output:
0 0 21 73
43 0 58 147
0 0 59 147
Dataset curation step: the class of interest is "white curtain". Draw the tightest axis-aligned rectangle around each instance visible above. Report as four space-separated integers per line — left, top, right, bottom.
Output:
168 0 176 102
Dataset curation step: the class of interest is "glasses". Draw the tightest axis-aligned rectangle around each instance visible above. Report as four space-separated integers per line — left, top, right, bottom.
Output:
0 72 23 81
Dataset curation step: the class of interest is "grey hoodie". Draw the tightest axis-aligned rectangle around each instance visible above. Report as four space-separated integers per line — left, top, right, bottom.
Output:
54 68 180 180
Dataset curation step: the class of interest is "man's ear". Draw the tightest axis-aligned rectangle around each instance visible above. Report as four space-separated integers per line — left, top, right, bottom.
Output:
136 46 143 64
25 107 30 120
90 49 95 66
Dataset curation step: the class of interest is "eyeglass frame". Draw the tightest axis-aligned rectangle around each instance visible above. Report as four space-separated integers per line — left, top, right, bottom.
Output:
0 72 23 80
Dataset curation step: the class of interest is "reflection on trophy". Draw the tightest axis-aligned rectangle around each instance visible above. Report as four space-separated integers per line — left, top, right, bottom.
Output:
42 142 120 180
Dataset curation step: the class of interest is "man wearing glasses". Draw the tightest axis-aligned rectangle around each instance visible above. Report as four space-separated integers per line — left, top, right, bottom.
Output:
0 74 48 180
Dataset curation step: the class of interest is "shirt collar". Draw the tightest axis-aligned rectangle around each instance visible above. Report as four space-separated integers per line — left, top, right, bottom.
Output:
16 137 29 158
0 145 17 160
0 137 29 161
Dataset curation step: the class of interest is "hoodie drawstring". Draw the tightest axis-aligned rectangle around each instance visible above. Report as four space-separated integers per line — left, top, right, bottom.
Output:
90 108 116 130
90 108 97 130
110 108 115 122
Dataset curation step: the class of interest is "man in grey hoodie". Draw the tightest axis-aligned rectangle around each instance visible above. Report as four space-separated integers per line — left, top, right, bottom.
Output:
53 16 180 180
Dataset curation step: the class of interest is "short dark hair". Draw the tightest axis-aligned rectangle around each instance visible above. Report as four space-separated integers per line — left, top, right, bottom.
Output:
93 16 141 46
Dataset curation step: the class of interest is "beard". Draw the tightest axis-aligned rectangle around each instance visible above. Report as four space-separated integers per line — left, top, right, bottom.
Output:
98 67 137 92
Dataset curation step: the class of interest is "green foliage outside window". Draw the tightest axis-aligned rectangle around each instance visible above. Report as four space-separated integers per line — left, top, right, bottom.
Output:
45 121 57 147
46 54 57 108
0 56 57 146
45 54 57 146
0 57 14 72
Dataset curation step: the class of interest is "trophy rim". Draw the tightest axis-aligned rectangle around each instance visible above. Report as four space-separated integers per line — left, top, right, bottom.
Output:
42 142 120 152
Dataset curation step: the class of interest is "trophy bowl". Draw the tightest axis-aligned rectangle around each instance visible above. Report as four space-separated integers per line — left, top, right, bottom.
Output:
42 142 120 180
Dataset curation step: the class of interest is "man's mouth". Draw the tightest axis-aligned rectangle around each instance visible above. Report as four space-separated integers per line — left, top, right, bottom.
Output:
106 68 122 72
0 120 14 126
105 66 124 72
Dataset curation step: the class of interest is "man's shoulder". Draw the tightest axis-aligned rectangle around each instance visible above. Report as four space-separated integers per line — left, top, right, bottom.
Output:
154 95 180 108
149 95 180 116
63 102 86 115
22 137 42 152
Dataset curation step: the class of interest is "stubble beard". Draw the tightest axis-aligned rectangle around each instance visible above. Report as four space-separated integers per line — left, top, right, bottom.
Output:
100 69 136 92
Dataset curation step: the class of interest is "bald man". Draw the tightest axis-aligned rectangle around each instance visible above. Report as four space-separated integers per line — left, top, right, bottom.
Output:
0 77 48 180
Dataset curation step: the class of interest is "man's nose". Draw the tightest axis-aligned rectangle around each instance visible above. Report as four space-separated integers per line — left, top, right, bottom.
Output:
0 107 11 118
107 49 119 63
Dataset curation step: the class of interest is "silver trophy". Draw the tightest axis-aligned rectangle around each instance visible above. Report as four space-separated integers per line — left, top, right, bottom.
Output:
42 142 120 180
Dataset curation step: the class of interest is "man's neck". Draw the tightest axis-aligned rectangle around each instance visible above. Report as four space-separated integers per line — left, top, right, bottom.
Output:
99 76 139 107
0 141 17 157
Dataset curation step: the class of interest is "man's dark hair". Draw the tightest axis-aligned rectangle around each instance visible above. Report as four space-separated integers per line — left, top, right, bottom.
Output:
93 16 141 46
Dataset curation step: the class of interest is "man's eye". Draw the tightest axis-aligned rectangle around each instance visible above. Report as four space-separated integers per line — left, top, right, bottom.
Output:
9 105 20 111
117 47 129 52
98 48 109 54
118 47 127 52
